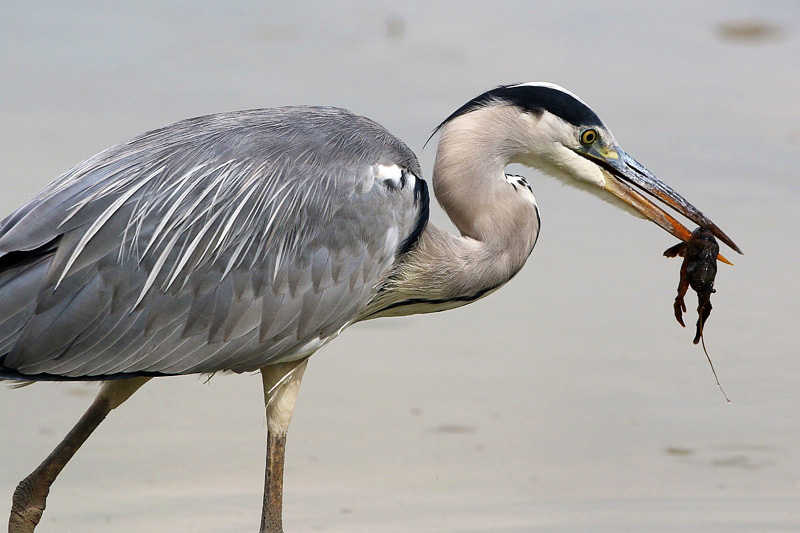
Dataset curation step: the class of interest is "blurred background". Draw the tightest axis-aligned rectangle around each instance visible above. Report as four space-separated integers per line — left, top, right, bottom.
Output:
1 1 798 531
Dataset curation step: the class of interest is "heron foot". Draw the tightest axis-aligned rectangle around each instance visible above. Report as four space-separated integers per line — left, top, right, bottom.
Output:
7 378 148 533
9 472 49 533
259 360 308 533
260 432 287 533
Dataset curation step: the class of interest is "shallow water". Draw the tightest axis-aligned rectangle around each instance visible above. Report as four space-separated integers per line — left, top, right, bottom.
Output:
1 2 799 531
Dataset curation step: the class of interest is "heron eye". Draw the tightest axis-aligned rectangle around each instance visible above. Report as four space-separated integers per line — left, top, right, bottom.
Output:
580 129 598 146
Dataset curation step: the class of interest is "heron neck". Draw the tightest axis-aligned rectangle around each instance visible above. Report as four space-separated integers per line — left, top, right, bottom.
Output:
360 112 539 319
431 110 540 281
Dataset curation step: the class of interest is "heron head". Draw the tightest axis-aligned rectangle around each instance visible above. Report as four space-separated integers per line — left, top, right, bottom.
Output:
433 82 741 256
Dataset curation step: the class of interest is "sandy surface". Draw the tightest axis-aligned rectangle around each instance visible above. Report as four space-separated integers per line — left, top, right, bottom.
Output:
1 2 799 531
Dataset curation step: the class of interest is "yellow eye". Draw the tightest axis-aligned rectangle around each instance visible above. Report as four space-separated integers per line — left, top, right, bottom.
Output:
580 129 598 145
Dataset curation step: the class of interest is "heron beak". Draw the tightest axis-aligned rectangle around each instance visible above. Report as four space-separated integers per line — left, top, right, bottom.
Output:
577 146 742 259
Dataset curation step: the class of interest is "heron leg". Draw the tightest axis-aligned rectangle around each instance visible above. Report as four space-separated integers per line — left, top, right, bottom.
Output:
259 359 308 533
9 377 149 533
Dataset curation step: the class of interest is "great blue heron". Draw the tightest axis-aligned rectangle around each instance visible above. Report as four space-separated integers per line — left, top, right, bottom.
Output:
2 82 740 532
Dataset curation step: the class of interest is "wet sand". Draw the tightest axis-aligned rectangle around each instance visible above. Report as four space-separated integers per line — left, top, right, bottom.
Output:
1 2 799 531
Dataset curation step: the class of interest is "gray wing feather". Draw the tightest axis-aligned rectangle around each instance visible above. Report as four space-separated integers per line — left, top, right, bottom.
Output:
0 106 426 378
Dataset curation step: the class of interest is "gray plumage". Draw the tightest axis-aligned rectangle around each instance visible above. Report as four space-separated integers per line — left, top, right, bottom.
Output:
0 106 425 378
